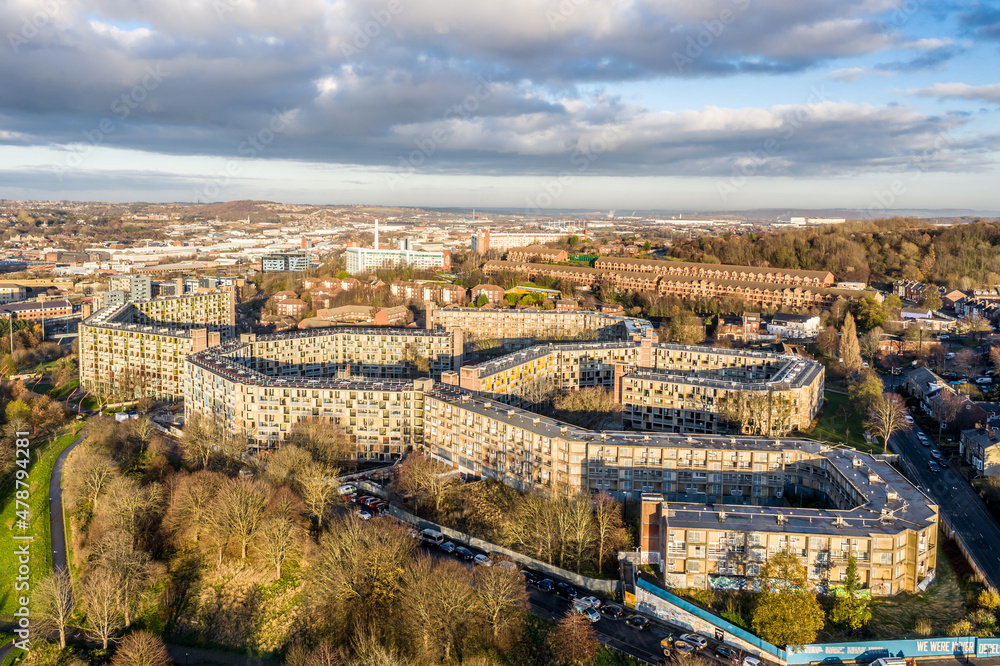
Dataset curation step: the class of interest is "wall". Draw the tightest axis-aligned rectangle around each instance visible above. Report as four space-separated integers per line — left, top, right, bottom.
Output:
787 637 980 665
357 482 619 595
635 578 787 663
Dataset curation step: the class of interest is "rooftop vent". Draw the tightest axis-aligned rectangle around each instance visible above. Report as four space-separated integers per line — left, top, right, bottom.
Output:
507 409 515 417
835 516 845 529
718 510 727 523
852 457 862 468
776 512 785 525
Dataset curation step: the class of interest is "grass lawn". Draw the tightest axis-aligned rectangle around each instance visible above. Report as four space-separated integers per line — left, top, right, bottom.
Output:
809 391 878 453
0 429 79 616
818 540 968 642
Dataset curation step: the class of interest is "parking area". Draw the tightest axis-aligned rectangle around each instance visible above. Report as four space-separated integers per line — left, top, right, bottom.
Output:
345 488 773 666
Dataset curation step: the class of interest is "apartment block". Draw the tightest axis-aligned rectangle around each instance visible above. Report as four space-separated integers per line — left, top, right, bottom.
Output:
472 229 567 253
426 304 655 354
506 246 569 263
78 289 237 400
261 251 311 272
345 246 451 274
0 283 27 305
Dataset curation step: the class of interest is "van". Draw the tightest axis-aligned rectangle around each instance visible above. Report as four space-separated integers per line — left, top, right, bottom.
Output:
870 658 906 666
420 528 445 546
338 484 357 498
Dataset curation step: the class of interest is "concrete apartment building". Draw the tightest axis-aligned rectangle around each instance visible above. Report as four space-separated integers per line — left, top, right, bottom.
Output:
79 289 237 400
0 283 27 304
345 246 451 274
472 229 567 253
453 339 825 435
426 304 656 354
261 251 311 272
640 447 938 596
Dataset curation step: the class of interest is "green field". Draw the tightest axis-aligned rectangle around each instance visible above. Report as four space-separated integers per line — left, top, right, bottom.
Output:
0 429 79 616
809 391 878 453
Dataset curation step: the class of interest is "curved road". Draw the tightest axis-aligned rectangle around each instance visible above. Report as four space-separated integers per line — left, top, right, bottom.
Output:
0 433 85 661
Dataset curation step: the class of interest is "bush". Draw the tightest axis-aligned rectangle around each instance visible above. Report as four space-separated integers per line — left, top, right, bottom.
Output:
979 589 1000 611
914 618 933 637
948 619 974 637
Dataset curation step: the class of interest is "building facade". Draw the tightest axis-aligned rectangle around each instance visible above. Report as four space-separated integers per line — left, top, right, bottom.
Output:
261 252 311 272
345 246 451 274
472 229 567 253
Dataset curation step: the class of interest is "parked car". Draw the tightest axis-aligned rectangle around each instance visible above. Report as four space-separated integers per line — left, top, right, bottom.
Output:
535 578 556 593
680 634 708 649
439 541 456 554
599 604 624 619
521 570 540 585
624 615 650 630
930 449 942 459
572 602 601 623
716 646 741 663
977 377 993 384
355 509 372 520
473 554 493 567
454 546 475 561
928 461 941 473
577 596 602 608
673 640 697 655
553 582 578 599
938 459 949 469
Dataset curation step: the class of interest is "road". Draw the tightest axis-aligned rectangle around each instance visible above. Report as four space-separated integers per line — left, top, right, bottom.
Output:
889 424 1000 590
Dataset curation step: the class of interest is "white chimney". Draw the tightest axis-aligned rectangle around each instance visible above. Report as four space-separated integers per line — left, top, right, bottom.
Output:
374 218 379 250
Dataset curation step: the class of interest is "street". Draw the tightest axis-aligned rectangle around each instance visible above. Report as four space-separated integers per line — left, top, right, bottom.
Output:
889 424 1000 590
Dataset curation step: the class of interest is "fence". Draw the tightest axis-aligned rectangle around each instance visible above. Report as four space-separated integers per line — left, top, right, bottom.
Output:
358 483 619 596
787 637 1000 664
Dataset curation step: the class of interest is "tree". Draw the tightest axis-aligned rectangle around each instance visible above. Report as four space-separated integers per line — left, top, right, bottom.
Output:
857 296 887 330
959 313 993 340
104 477 165 548
751 551 825 648
839 312 863 374
255 515 302 580
297 462 339 526
817 326 838 358
991 346 1000 376
552 387 622 429
110 630 172 666
921 289 942 312
931 389 963 441
216 477 269 559
550 613 600 666
671 311 706 345
594 492 629 575
402 556 475 662
954 348 979 380
859 326 884 367
82 568 125 649
93 531 153 628
848 370 884 413
473 563 529 644
475 294 489 307
865 393 907 453
830 554 871 632
35 567 74 649
393 451 457 514
643 240 651 252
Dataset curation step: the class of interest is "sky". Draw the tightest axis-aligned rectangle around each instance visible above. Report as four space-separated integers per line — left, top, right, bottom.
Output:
1 0 999 213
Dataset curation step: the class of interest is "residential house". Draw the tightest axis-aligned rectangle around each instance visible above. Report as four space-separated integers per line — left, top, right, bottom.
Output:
471 284 505 304
959 426 1000 476
767 312 820 339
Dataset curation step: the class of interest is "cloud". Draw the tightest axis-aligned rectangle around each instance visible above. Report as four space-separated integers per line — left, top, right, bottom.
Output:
907 82 1000 104
959 3 1000 42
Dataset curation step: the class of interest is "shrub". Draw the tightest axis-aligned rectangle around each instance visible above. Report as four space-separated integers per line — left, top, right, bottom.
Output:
979 589 1000 611
948 619 974 637
914 618 933 637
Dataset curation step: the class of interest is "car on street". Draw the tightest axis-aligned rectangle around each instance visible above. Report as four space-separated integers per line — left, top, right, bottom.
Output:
473 554 493 567
904 415 914 424
680 633 709 649
439 541 456 554
928 461 941 473
521 570 540 585
673 640 697 655
577 596 602 608
716 646 741 663
535 578 556 593
553 582 578 599
599 604 623 619
931 449 942 459
355 509 372 520
938 459 949 468
624 615 650 630
572 602 601 623
454 546 476 561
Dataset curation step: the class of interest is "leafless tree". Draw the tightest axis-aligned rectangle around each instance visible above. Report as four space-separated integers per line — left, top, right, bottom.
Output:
93 530 153 628
401 556 475 662
859 326 884 367
255 515 303 580
81 568 125 649
550 613 600 666
297 461 340 526
110 630 172 666
865 392 908 453
35 567 74 649
287 418 353 464
215 477 270 559
392 452 457 515
473 561 529 644
163 470 225 545
594 492 629 574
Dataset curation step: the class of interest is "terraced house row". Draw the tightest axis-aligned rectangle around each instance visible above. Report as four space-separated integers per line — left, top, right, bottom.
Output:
591 257 835 286
79 289 237 400
482 260 866 310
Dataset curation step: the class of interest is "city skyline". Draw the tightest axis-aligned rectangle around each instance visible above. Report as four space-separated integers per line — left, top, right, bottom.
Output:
0 1 998 211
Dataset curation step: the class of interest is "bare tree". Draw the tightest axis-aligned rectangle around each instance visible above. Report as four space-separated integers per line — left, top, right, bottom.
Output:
594 492 629 575
297 461 340 526
550 613 600 666
552 388 622 429
931 389 963 442
865 393 907 453
163 470 225 545
566 493 596 573
215 477 270 559
288 419 353 464
129 417 157 453
82 568 125 649
473 560 529 644
104 477 166 548
859 326 884 367
93 530 153 628
393 452 457 514
255 516 302 580
71 449 119 513
35 567 74 649
110 630 172 666
401 556 475 662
